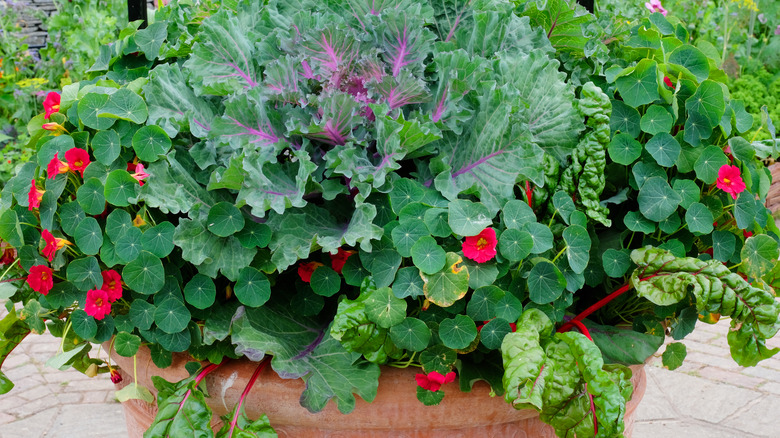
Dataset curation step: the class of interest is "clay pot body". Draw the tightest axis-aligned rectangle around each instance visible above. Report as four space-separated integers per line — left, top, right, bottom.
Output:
111 345 646 438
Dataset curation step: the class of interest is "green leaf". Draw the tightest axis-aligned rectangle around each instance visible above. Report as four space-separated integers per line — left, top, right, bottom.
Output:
115 227 143 263
734 191 757 230
115 383 155 404
135 21 167 61
638 176 682 221
99 89 148 124
389 179 425 214
741 235 779 279
552 191 576 224
78 93 115 130
685 202 714 235
728 136 754 164
602 249 631 278
71 309 97 339
132 125 172 162
711 230 736 263
501 200 536 229
439 315 478 350
685 80 726 127
207 202 245 237
623 211 655 233
391 219 430 257
498 228 534 262
586 321 663 365
0 209 23 248
410 236 446 275
479 318 512 350
644 132 680 168
421 252 470 307
75 178 105 216
141 222 176 258
607 133 642 165
423 207 452 237
145 375 213 436
183 274 216 310
523 223 554 254
676 140 702 172
90 130 121 166
672 179 700 209
0 371 14 395
234 267 271 306
563 225 591 274
668 45 709 82
615 59 660 108
114 332 142 357
105 209 133 243
154 298 191 334
694 146 728 184
447 199 493 236
365 286 407 329
123 251 165 295
528 261 566 304
632 161 666 189
104 169 141 207
310 266 342 297
640 105 673 135
235 222 272 249
66 256 102 291
661 342 687 370
391 267 424 299
610 100 641 137
419 344 457 374
129 300 155 330
467 286 504 321
494 293 523 322
389 317 431 352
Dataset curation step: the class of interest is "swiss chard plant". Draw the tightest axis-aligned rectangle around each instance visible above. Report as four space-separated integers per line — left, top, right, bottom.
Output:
0 0 779 437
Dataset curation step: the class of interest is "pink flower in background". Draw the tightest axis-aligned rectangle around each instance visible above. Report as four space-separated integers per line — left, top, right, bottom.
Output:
645 0 668 16
775 25 780 36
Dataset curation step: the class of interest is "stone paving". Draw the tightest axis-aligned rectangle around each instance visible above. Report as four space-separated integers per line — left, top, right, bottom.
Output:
1 313 779 437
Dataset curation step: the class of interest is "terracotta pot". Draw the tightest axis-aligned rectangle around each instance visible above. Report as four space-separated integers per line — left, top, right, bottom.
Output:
110 344 647 438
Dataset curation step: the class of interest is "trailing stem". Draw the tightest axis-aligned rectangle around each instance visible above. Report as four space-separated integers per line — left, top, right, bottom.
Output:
178 363 221 413
224 360 270 436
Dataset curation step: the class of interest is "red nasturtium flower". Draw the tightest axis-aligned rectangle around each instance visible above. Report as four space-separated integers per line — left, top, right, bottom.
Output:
26 265 54 295
41 229 71 262
109 368 122 384
330 248 355 274
64 147 91 178
43 92 61 119
462 227 498 263
415 371 456 392
716 165 746 200
298 261 324 283
130 163 149 186
84 289 112 320
47 152 70 179
28 179 45 210
100 269 123 302
663 76 674 88
41 122 68 136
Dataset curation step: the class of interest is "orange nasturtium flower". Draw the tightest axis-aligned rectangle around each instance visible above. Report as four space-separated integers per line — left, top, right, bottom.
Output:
41 122 68 136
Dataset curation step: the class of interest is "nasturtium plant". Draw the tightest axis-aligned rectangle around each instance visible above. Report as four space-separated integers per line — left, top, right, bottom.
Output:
0 2 778 438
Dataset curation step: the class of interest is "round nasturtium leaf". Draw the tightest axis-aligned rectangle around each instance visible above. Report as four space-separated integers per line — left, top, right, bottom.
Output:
467 285 504 321
563 225 591 274
501 200 536 229
154 297 191 334
411 236 446 275
71 309 98 339
365 286 407 329
156 329 191 353
76 178 106 215
602 249 631 278
684 202 714 235
104 169 140 207
479 318 512 350
129 299 155 330
672 179 700 209
658 211 682 234
423 207 452 238
183 274 216 309
608 133 642 165
399 202 430 223
741 235 779 279
389 317 431 352
448 199 492 237
114 331 142 357
234 267 271 307
389 179 425 214
685 80 726 127
632 161 666 189
99 88 148 124
392 266 425 299
67 256 102 291
439 315 478 350
421 252 469 307
91 129 122 165
74 217 104 256
645 132 681 167
734 192 757 230
419 344 457 375
712 231 736 263
392 219 430 257
105 209 133 243
132 125 172 162
523 222 554 254
498 228 534 262
640 105 674 135
58 201 86 237
615 59 660 108
123 251 165 295
623 211 655 233
694 146 729 184
235 221 271 249
141 222 175 258
310 265 341 297
342 256 369 287
464 259 498 290
207 202 245 237
494 293 523 322
668 44 709 82
610 100 641 138
115 227 143 263
638 176 682 222
528 261 566 304
78 93 114 130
